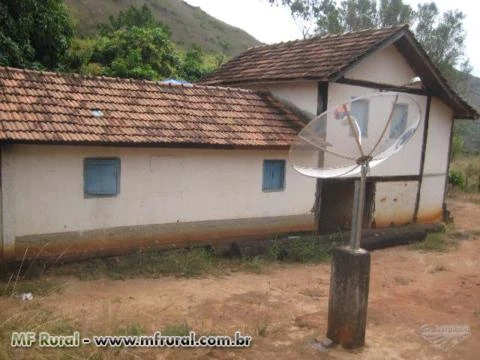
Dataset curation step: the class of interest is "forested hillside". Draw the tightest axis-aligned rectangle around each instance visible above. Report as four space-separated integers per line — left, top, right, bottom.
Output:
64 0 261 57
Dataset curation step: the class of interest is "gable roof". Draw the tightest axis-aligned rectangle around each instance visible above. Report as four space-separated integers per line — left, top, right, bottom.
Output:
199 25 478 120
201 26 404 85
0 67 305 148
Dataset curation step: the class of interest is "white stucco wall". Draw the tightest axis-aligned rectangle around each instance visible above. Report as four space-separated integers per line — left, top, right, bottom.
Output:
243 44 453 226
2 144 316 237
345 45 417 87
374 182 418 227
417 97 453 221
423 97 453 175
329 44 452 225
327 82 426 177
246 81 318 118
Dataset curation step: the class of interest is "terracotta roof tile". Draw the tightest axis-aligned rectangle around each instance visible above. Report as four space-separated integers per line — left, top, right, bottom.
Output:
0 67 305 147
199 26 407 85
199 25 478 120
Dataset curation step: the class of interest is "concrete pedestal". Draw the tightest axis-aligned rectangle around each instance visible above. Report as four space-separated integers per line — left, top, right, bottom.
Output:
326 246 371 349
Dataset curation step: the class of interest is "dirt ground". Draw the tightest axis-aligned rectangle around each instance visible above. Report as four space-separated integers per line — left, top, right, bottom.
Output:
1 197 479 359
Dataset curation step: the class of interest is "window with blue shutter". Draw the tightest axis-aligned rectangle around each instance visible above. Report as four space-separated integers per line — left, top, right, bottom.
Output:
350 99 369 137
262 160 286 191
389 104 408 139
84 158 120 197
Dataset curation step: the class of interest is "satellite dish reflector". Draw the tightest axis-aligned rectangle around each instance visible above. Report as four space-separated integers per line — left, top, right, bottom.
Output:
289 92 422 178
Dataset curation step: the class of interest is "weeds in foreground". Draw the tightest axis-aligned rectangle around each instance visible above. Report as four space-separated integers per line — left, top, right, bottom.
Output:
1 234 334 288
0 306 152 359
255 323 268 337
429 264 448 273
0 278 66 298
0 307 87 359
50 247 216 280
116 323 144 336
266 235 333 263
240 256 268 274
33 235 333 281
409 232 458 252
162 322 191 336
394 276 412 285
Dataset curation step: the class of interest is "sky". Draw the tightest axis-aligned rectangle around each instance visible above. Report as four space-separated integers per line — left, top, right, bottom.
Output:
184 0 480 77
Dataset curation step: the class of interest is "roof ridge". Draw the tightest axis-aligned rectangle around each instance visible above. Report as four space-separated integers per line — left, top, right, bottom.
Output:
0 66 255 94
244 24 407 50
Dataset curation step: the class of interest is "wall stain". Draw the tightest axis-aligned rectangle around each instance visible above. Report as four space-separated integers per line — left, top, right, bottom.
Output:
7 215 315 262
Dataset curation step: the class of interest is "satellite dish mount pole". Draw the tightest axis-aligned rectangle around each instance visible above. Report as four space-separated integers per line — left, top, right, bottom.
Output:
289 92 421 350
326 159 371 350
350 160 369 251
326 107 372 349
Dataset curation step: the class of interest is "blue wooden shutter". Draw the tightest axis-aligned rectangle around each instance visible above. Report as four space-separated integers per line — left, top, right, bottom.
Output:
263 160 285 191
85 158 120 196
263 161 273 190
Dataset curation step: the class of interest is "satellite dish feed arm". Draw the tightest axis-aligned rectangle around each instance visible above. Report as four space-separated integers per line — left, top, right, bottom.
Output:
342 104 365 158
369 94 400 157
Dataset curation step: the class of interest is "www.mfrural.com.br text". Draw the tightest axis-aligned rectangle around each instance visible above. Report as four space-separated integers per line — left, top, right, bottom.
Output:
11 331 252 348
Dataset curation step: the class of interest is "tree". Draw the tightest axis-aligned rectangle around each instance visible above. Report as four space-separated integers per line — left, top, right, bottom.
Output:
98 4 168 35
66 4 217 82
378 0 413 27
88 26 181 80
268 0 469 83
413 2 468 79
0 0 73 69
180 45 209 82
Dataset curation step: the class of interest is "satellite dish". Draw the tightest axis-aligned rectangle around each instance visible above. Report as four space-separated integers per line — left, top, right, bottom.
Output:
289 92 422 179
289 91 422 250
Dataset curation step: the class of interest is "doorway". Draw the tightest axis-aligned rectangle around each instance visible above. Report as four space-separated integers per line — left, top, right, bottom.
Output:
317 180 375 234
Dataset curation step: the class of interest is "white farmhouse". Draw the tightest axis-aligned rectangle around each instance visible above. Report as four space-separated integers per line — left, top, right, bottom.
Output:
0 25 477 261
0 69 314 261
200 25 478 233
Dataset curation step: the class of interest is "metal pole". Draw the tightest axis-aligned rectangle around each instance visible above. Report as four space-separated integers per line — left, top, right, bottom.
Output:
350 164 367 251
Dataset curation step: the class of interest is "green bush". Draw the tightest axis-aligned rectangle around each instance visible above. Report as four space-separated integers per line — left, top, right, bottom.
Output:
451 133 464 159
449 170 465 190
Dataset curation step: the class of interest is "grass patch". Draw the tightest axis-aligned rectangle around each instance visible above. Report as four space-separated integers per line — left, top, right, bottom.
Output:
115 323 144 336
0 278 66 298
51 247 216 280
240 256 268 274
409 232 456 252
0 306 143 359
449 154 480 193
162 321 191 336
394 276 412 285
44 234 333 280
0 308 94 359
429 264 448 273
255 323 268 337
265 235 333 263
5 234 333 283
